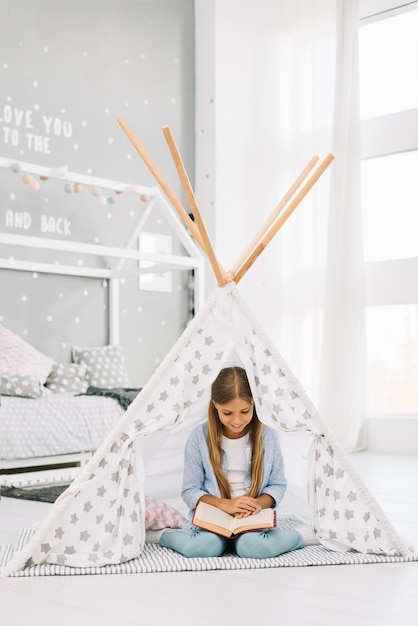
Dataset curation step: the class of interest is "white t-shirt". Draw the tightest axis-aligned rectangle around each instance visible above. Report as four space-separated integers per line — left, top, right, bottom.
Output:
222 434 249 497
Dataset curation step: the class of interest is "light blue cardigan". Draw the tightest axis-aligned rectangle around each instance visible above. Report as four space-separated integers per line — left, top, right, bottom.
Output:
181 422 287 520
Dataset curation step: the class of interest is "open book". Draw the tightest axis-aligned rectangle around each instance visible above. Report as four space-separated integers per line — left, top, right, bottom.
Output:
192 501 276 538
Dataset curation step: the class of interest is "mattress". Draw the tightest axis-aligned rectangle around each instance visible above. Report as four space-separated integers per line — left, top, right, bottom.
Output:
0 392 125 461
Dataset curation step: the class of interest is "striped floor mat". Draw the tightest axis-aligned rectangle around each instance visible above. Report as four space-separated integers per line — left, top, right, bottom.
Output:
1 527 417 576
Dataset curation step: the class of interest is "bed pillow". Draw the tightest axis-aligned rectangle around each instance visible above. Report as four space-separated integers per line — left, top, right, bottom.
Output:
0 373 47 398
72 344 130 388
144 495 186 530
45 362 89 394
0 325 55 384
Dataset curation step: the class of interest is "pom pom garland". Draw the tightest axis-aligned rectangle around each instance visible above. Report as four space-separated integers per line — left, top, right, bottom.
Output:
8 161 150 206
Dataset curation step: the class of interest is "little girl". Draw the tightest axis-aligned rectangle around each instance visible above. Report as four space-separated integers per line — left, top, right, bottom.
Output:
158 366 306 558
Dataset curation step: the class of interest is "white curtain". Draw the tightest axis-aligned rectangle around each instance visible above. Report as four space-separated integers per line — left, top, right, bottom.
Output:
249 0 366 451
195 0 366 450
319 1 367 450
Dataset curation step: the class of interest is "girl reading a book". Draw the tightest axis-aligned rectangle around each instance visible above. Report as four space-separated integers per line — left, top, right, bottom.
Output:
158 366 308 558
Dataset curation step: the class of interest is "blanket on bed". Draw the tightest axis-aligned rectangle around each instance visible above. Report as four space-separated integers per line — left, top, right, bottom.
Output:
78 387 142 410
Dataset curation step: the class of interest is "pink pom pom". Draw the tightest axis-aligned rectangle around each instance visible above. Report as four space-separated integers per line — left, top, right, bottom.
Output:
29 180 40 191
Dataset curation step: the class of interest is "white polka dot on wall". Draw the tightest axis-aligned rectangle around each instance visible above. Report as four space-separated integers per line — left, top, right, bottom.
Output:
74 317 80 324
32 273 38 279
137 337 143 343
161 320 166 327
21 295 27 301
47 315 53 322
83 290 88 296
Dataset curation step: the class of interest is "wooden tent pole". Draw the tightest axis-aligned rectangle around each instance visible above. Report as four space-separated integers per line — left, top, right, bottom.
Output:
117 118 205 250
234 153 335 284
229 155 320 278
162 126 228 287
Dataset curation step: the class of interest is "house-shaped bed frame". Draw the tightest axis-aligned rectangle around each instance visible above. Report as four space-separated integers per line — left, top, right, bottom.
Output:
0 153 205 485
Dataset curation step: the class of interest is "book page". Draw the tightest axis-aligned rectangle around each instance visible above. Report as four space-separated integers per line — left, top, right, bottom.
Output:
193 502 275 537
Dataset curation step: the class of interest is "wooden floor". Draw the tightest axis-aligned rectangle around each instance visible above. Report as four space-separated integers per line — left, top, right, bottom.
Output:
1 452 418 626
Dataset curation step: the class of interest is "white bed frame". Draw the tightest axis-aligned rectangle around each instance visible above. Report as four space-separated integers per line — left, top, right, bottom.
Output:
0 156 205 487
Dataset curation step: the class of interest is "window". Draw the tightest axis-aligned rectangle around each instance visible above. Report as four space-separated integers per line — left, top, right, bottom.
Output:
361 151 418 263
359 1 418 416
359 8 418 119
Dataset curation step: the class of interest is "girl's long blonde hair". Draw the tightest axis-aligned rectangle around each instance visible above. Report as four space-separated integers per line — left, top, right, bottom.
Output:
207 366 264 499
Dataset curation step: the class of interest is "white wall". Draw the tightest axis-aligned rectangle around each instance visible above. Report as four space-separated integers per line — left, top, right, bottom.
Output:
195 0 332 395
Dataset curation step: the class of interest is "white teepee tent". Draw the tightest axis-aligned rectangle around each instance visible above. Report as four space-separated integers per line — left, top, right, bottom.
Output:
4 122 415 575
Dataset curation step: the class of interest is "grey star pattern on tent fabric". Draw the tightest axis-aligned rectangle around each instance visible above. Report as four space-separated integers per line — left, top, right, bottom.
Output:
41 543 51 553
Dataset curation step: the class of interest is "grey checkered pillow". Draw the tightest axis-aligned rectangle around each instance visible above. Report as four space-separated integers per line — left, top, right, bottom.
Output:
72 345 130 388
45 362 89 393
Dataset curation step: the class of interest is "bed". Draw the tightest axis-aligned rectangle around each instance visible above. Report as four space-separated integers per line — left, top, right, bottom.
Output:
0 330 138 487
0 156 205 488
0 393 126 487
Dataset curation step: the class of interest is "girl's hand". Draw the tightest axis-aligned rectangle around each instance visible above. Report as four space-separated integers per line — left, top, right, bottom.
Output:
222 496 262 518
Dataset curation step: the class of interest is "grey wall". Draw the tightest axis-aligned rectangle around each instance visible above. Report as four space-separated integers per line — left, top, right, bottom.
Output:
0 0 195 386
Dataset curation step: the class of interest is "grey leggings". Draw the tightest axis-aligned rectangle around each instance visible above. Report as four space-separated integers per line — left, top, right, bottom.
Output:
159 524 305 559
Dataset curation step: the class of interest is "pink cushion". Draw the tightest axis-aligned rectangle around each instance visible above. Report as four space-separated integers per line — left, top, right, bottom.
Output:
0 325 55 384
144 496 186 530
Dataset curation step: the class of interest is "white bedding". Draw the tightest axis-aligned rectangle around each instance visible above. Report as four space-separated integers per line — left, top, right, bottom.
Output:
0 392 125 461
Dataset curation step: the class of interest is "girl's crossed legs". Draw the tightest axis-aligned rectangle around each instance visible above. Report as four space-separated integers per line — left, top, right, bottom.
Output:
159 524 304 559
